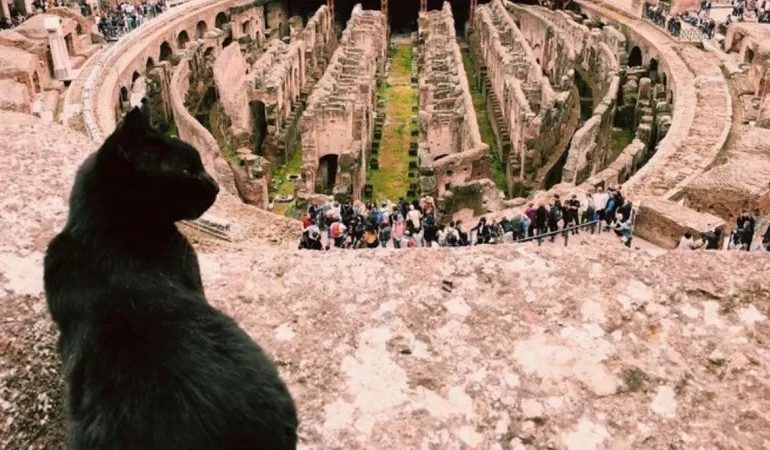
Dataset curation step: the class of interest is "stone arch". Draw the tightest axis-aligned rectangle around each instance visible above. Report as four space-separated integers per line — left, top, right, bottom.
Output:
177 29 190 48
215 12 228 30
222 36 233 48
318 154 338 192
628 46 643 67
649 58 658 73
159 41 173 61
146 57 155 71
132 71 141 83
242 19 252 36
119 86 129 108
745 47 755 64
203 46 216 60
196 20 208 38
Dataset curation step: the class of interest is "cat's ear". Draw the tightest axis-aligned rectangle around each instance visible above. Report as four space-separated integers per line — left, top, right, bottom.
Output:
116 107 151 139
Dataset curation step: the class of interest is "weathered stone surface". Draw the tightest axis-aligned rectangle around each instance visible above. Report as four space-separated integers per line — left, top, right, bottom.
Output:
213 42 253 135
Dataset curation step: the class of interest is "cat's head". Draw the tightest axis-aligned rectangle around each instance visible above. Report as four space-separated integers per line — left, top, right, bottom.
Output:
93 107 219 222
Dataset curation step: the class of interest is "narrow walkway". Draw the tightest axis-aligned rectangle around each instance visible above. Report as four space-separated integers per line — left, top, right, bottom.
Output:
460 45 508 193
368 39 417 202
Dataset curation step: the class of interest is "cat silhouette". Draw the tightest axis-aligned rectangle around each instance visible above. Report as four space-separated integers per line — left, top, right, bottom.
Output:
44 108 298 450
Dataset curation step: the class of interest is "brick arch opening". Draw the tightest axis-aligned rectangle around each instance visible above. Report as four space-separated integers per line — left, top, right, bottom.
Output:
215 12 228 29
159 41 173 61
196 20 208 38
146 57 155 71
177 29 190 48
628 45 643 67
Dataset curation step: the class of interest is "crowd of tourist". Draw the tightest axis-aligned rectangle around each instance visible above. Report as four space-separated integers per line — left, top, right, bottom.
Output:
676 210 769 252
0 0 168 38
96 0 168 40
643 2 718 39
298 186 636 251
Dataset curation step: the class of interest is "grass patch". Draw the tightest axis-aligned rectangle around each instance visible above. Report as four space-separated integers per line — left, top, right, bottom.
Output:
461 49 508 194
368 43 417 203
271 145 304 197
607 128 635 163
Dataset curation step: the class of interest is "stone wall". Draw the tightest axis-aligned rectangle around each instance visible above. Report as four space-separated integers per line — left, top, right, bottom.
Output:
470 0 573 196
416 2 490 206
229 2 266 44
504 3 627 187
169 45 238 196
724 23 770 100
213 42 253 137
298 5 387 203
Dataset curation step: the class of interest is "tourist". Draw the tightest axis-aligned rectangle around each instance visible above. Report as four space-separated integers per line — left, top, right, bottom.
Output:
406 204 423 246
525 203 537 237
703 227 721 250
564 194 580 233
471 217 492 245
422 213 439 247
547 201 562 241
299 222 323 251
613 219 634 248
761 223 770 251
391 214 405 248
594 186 609 222
677 232 695 250
582 193 596 224
535 203 548 236
329 220 347 248
378 221 391 248
444 221 460 247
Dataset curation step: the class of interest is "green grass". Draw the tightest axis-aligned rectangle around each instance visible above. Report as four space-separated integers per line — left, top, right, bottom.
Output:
461 49 509 194
270 142 304 217
367 43 416 203
271 145 304 197
608 128 635 163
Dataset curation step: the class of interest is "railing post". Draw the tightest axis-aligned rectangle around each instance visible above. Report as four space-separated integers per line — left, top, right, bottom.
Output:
564 230 569 246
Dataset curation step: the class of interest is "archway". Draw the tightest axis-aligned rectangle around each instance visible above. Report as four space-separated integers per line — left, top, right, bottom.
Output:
132 71 141 83
251 100 267 156
196 20 208 38
159 41 172 61
146 57 155 71
222 37 233 48
242 19 252 37
177 30 190 48
628 46 642 67
318 154 339 193
215 12 228 30
119 86 129 108
745 48 755 64
648 58 658 73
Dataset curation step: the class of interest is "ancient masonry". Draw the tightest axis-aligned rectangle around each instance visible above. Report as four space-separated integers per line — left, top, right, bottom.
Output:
415 3 492 218
298 5 388 203
470 0 573 196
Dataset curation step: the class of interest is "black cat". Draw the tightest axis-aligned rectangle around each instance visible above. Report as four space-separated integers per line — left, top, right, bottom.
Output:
44 108 298 450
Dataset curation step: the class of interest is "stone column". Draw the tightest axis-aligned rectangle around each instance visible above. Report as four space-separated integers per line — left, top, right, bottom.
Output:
44 16 74 81
1 0 10 20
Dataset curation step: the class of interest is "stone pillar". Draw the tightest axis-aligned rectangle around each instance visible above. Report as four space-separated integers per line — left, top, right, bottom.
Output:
1 0 10 20
45 17 75 81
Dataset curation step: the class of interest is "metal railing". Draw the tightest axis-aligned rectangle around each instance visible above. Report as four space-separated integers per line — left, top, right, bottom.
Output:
517 220 605 247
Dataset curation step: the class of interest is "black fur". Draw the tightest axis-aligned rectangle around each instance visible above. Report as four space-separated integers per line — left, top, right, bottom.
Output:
44 108 298 450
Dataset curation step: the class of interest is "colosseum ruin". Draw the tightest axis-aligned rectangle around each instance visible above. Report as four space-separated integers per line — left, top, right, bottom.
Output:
1 0 770 447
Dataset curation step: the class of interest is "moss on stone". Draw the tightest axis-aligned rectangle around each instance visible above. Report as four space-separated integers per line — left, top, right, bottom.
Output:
368 43 416 203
